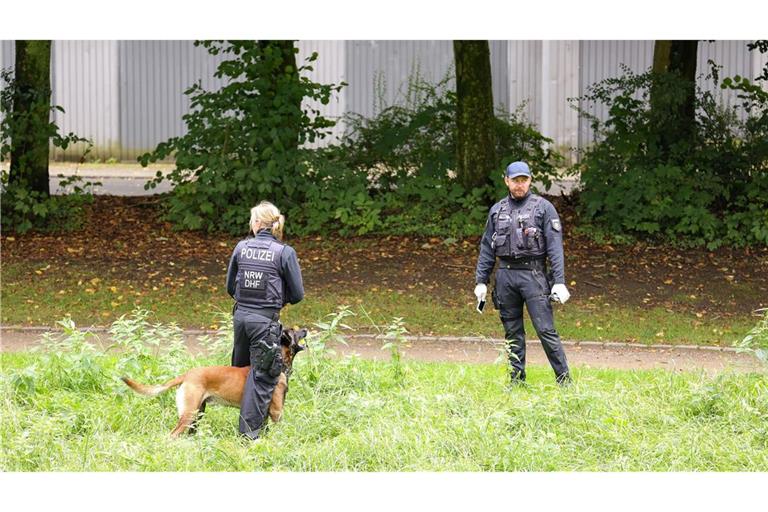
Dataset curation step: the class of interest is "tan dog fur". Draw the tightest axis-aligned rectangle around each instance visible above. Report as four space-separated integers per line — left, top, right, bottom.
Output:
121 327 307 438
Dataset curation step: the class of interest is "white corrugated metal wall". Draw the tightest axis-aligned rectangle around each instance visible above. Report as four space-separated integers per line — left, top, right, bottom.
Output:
577 40 759 148
0 40 16 130
345 40 454 119
506 41 541 125
0 40 15 74
0 40 764 162
51 41 120 160
297 40 347 149
343 40 510 118
578 40 654 147
541 41 580 161
118 40 229 160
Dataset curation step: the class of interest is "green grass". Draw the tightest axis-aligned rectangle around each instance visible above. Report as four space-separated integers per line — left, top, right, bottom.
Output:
1 263 752 345
2 345 767 471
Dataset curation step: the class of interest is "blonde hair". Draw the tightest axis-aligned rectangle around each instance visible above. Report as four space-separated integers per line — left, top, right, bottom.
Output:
250 201 285 239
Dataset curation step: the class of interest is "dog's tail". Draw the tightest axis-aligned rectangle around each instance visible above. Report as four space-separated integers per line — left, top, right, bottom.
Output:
120 375 184 397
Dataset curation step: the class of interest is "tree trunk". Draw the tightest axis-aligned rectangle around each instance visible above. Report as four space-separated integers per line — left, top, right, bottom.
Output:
651 40 698 154
453 40 496 193
9 40 52 196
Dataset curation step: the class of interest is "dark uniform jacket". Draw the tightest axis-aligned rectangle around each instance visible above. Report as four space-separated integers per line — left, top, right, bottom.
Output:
475 192 565 286
226 230 304 310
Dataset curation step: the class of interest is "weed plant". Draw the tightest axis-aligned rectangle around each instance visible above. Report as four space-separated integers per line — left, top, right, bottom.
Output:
736 309 768 366
573 62 768 248
2 311 766 471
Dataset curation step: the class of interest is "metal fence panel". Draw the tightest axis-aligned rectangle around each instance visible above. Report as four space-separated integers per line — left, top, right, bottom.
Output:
0 40 15 73
297 40 347 149
51 41 119 160
578 40 757 148
506 40 541 124
118 40 228 161
578 40 654 148
0 40 16 130
1 40 763 162
343 40 510 119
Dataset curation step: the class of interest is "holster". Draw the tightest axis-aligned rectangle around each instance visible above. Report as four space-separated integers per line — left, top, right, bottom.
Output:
249 321 284 377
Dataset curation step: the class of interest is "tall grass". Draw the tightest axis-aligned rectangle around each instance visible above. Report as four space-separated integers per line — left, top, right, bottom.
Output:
1 311 766 471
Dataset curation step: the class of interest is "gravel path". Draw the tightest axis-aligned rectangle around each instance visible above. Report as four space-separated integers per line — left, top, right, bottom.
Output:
1 327 761 373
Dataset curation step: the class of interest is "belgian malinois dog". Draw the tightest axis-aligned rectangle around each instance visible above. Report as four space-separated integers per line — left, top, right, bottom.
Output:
121 327 307 437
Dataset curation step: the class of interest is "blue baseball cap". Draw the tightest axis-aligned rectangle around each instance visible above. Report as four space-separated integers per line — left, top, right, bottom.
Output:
505 161 531 178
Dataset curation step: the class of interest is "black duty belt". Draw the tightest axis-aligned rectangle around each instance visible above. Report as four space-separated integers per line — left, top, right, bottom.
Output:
235 304 280 322
498 258 545 270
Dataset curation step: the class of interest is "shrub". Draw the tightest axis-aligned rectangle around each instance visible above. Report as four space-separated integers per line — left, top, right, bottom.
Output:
334 74 563 189
0 175 97 233
0 68 95 234
140 55 561 238
107 308 192 381
286 73 562 237
28 317 106 394
574 63 768 248
138 41 344 234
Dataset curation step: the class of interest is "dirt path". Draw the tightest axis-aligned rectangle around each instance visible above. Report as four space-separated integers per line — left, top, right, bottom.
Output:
1 328 761 373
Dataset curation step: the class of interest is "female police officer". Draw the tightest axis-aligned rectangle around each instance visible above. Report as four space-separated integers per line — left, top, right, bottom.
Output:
474 161 572 385
226 201 304 439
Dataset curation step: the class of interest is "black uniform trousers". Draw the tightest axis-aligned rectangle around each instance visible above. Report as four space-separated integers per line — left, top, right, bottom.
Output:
494 266 570 382
232 308 280 439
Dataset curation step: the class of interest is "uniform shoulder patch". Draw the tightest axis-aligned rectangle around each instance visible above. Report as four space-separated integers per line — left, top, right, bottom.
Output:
551 218 562 232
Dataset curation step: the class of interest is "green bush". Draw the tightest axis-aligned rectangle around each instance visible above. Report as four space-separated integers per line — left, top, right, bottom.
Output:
285 74 561 237
107 308 193 382
285 151 381 236
139 52 560 237
25 317 106 395
138 41 344 234
574 64 768 248
335 74 562 189
0 68 95 234
0 174 96 233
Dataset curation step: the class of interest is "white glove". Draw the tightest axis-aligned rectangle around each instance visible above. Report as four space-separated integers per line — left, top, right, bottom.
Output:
550 283 570 304
474 283 487 302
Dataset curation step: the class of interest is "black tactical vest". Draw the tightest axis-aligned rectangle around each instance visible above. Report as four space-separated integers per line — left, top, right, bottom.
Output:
492 194 546 259
234 236 286 309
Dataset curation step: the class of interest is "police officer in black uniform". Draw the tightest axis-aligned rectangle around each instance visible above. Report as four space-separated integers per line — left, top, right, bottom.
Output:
474 161 572 384
226 201 304 439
